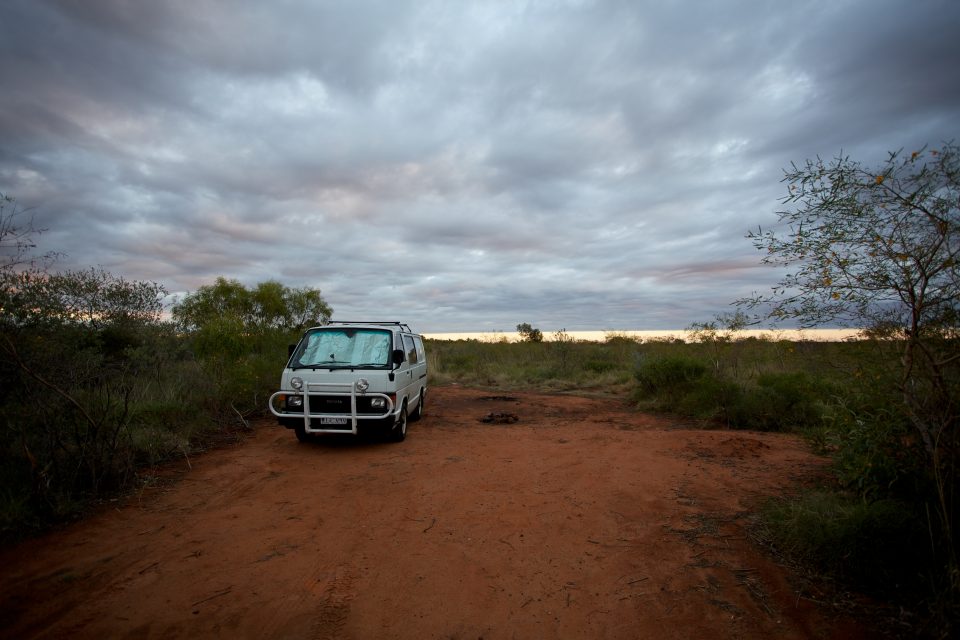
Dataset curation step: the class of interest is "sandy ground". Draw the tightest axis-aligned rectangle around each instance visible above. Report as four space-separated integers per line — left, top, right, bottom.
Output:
0 386 868 639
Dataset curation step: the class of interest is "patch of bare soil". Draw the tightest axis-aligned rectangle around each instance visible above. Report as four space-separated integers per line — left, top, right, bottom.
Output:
0 386 868 639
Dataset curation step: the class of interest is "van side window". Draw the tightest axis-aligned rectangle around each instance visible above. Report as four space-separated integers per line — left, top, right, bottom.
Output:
402 335 417 364
413 336 425 363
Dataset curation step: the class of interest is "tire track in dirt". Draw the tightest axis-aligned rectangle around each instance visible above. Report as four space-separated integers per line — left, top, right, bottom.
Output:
311 566 358 640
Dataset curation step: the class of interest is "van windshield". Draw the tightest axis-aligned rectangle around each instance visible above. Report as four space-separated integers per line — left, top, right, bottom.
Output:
291 328 392 369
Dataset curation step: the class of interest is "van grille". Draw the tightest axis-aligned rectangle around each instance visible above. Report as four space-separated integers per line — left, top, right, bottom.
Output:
308 395 383 415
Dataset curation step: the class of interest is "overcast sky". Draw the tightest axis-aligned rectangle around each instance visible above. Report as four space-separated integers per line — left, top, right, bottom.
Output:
2 1 958 333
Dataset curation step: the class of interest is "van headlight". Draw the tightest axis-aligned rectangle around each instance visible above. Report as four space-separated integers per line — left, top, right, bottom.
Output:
286 395 304 409
290 377 304 391
355 378 370 393
370 397 386 410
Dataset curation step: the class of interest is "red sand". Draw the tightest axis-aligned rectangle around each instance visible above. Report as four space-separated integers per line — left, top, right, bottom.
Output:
0 386 866 639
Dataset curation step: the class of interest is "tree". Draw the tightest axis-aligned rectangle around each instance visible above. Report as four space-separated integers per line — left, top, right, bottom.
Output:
744 145 959 336
171 278 333 421
172 277 331 333
170 277 251 331
687 311 751 375
516 322 543 343
687 311 750 344
1 261 171 508
1 192 58 271
250 281 331 332
741 142 960 594
1 267 165 330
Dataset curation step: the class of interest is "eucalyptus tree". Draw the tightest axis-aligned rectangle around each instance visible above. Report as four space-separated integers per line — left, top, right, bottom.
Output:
172 277 331 334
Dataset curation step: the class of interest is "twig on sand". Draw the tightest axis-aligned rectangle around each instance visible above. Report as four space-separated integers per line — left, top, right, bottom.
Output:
192 587 232 607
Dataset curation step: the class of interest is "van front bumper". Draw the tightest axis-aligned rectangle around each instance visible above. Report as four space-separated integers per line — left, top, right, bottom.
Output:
268 384 396 435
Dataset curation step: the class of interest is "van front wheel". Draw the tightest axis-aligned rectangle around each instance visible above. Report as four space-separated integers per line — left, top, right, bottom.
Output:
390 404 408 442
294 424 310 443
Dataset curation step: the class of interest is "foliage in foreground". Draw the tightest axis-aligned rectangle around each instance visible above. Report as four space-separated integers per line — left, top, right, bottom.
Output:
757 492 932 603
0 215 329 535
738 142 960 635
1 266 199 532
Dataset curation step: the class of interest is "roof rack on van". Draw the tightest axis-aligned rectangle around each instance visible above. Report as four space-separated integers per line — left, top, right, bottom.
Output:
327 321 414 333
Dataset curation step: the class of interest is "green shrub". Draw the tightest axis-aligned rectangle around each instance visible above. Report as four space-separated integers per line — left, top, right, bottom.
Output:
723 384 781 429
425 338 639 391
0 311 279 535
128 402 207 465
0 458 39 536
830 408 927 502
585 359 618 374
675 376 742 422
634 355 708 394
725 372 831 432
759 492 931 599
632 354 836 432
633 356 752 422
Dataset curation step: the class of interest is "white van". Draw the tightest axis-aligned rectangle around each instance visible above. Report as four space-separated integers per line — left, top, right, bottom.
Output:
268 321 427 443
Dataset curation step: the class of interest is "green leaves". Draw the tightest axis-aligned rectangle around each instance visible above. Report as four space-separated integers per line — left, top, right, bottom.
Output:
171 277 331 333
516 322 543 343
1 267 165 329
743 144 960 601
743 143 960 334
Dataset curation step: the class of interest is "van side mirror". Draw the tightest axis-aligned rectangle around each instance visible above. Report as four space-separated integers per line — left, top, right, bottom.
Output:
288 344 296 357
392 349 405 365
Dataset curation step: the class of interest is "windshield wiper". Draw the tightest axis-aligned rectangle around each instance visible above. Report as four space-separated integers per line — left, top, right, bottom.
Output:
292 359 350 369
291 359 387 370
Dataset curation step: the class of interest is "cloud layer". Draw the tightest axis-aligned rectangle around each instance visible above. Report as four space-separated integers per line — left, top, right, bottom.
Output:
2 0 958 332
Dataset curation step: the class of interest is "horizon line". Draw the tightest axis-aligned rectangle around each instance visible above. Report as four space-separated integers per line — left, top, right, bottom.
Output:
421 328 863 342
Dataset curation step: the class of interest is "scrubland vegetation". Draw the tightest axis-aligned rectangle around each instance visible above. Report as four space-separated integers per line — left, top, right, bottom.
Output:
0 290 948 628
2 142 957 634
429 332 947 619
0 266 317 533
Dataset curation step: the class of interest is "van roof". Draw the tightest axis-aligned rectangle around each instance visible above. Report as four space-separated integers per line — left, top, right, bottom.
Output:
315 321 416 333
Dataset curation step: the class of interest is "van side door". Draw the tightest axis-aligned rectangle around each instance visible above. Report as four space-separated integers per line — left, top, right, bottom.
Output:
398 333 418 401
412 335 427 386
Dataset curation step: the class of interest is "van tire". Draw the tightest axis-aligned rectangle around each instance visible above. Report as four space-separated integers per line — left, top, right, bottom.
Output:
294 424 310 443
409 390 425 421
390 404 408 442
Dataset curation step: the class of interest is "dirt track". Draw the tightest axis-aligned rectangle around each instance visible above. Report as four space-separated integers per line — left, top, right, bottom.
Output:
0 386 867 639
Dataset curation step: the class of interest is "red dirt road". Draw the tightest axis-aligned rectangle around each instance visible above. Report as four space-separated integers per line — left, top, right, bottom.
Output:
0 387 866 639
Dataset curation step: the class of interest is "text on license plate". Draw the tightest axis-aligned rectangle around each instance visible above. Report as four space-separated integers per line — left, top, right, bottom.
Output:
319 417 349 425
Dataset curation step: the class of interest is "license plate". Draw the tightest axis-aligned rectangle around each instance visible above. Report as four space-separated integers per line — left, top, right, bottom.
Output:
319 417 349 426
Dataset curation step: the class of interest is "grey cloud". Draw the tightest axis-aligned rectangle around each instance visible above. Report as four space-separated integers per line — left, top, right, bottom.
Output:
1 0 957 332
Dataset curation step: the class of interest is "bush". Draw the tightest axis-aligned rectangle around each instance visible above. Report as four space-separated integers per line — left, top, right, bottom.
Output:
726 372 831 432
585 358 618 374
633 353 835 432
634 355 707 394
426 338 640 391
759 492 931 600
675 376 742 422
633 355 744 422
830 405 928 502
